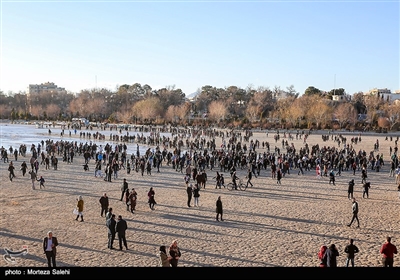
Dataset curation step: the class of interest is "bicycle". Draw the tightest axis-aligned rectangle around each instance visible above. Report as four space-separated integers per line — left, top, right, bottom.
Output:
227 178 247 191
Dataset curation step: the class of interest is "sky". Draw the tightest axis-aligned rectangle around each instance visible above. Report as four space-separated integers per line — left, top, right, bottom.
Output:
0 0 399 97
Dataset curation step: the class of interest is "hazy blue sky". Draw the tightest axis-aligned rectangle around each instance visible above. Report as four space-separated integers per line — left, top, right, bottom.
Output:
1 0 399 96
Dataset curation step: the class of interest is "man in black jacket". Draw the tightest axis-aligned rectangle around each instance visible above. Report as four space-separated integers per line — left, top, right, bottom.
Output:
344 238 359 267
43 231 59 267
99 192 109 217
106 214 116 249
120 178 128 201
116 215 128 250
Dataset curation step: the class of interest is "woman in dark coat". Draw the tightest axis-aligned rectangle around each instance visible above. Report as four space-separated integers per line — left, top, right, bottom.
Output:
323 244 339 267
216 196 223 221
148 187 156 210
169 240 181 267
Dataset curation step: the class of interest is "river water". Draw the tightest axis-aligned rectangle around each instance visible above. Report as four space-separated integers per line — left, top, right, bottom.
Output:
0 123 172 156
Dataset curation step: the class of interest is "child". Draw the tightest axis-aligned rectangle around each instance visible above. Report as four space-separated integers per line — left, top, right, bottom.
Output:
37 176 45 189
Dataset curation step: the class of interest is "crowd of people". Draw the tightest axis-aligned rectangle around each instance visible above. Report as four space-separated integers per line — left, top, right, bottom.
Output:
2 125 400 267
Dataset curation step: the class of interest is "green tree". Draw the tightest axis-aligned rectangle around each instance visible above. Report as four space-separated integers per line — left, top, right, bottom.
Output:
304 86 321 96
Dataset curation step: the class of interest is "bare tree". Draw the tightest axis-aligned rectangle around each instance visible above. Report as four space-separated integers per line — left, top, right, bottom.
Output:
334 103 357 128
45 104 61 120
132 97 163 121
208 101 228 122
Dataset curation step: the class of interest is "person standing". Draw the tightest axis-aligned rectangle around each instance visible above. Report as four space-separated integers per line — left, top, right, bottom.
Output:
169 240 181 267
297 158 304 175
106 214 116 249
323 243 339 267
318 245 327 267
158 245 171 267
348 179 355 199
216 196 223 221
75 195 84 222
276 168 282 185
344 238 359 267
116 215 128 250
380 236 398 267
128 188 138 213
186 183 193 207
105 207 113 224
148 187 156 210
193 183 200 207
347 198 360 228
99 193 109 217
120 178 128 201
43 231 58 267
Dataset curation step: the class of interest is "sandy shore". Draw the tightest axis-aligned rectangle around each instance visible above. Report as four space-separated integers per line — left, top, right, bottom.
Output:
1 128 400 269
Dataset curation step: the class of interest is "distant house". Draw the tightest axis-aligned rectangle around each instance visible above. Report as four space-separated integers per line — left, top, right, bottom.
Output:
332 94 351 102
364 88 400 103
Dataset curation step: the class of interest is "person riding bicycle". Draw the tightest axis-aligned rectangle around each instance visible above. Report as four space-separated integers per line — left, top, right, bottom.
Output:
232 171 239 190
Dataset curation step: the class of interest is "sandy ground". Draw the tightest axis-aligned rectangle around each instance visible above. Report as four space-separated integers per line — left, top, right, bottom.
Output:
1 127 400 270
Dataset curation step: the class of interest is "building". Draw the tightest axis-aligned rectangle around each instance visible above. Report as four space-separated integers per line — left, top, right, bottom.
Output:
27 82 66 97
332 94 351 102
365 88 400 103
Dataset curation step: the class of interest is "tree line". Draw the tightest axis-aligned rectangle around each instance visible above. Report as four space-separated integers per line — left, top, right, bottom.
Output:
1 83 398 131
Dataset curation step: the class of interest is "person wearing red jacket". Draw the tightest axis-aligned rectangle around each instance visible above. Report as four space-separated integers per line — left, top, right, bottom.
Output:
380 236 398 267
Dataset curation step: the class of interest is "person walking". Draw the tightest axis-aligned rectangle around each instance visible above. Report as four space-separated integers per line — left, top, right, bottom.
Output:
43 231 58 267
116 215 128 250
75 195 84 222
106 214 116 249
216 196 223 221
380 236 398 267
348 179 355 199
37 175 45 189
99 192 109 217
20 161 28 176
148 187 156 210
120 178 128 201
124 188 130 211
246 168 253 188
169 240 181 267
344 238 359 267
8 161 16 181
329 170 336 185
347 198 360 228
29 169 37 190
186 183 193 207
323 243 339 267
362 182 371 198
361 167 367 184
193 183 200 207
